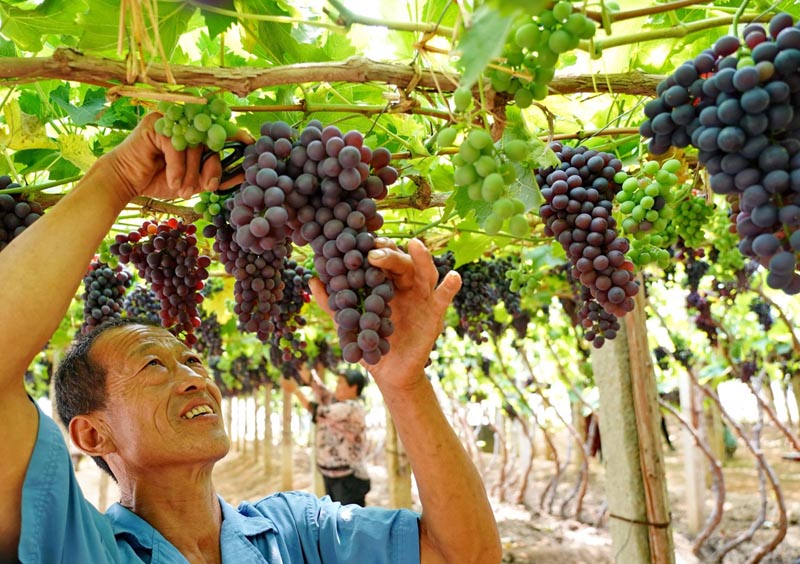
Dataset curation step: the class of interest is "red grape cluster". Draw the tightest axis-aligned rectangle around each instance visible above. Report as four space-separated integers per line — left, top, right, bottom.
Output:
0 175 43 252
223 119 398 364
80 261 133 334
535 142 639 347
195 310 224 360
639 11 800 293
268 260 312 366
204 218 288 343
432 252 527 342
110 219 210 345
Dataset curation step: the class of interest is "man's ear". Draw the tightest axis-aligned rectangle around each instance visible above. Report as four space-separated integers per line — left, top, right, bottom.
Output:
69 415 116 457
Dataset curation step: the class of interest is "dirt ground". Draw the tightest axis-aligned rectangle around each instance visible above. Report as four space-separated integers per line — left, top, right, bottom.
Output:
74 425 800 563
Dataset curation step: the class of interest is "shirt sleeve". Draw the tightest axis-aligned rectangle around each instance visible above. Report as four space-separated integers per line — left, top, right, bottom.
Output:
250 491 421 564
18 403 120 563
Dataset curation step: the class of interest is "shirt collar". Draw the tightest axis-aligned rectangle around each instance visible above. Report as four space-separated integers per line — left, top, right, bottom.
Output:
219 496 278 537
105 495 278 551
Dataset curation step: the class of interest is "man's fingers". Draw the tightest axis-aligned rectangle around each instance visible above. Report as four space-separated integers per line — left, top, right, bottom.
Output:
373 237 399 252
179 145 205 197
367 247 415 290
407 238 439 291
309 277 333 318
200 152 223 192
161 140 188 192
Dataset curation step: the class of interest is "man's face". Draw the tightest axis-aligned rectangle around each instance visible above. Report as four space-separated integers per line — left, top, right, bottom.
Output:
335 375 358 401
91 324 229 474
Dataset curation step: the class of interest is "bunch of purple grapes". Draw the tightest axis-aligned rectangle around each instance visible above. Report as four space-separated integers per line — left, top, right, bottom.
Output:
686 291 719 345
750 298 774 331
535 142 639 347
203 218 288 343
0 175 43 252
684 258 710 292
639 11 800 293
110 219 210 345
195 310 224 359
223 119 398 364
123 285 162 325
432 252 528 342
80 261 132 334
268 260 312 365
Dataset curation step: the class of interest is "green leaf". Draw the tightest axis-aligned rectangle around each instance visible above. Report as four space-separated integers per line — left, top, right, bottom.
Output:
238 0 325 65
78 0 192 57
455 5 516 89
13 147 80 178
446 214 494 266
50 85 107 126
427 162 455 194
508 161 542 213
451 184 492 224
97 97 142 130
0 0 87 52
199 1 237 39
17 91 44 120
0 34 17 57
422 0 458 28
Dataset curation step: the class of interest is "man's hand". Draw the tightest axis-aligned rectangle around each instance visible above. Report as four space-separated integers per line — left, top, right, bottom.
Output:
103 113 251 202
309 238 461 390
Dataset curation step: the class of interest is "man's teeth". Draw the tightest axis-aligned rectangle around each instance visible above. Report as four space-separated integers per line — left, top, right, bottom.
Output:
184 405 213 419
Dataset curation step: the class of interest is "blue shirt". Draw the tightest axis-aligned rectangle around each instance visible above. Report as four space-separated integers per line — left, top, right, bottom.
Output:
19 406 421 563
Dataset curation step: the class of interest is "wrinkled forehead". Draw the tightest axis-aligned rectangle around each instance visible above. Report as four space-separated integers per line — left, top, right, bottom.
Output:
91 324 186 368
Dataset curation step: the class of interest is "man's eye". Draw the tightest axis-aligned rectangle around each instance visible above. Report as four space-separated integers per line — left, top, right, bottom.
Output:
187 357 202 364
147 359 161 367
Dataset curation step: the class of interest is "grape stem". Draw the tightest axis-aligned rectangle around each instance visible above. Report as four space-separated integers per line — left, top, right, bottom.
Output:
176 0 343 32
0 175 83 195
581 14 766 55
232 102 455 123
381 218 550 244
730 0 753 35
584 0 726 24
325 0 454 38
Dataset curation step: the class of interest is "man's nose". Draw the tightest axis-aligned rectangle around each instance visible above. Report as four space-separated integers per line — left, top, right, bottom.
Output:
175 366 208 393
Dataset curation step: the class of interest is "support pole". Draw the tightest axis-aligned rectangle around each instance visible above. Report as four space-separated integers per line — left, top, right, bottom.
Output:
591 281 674 564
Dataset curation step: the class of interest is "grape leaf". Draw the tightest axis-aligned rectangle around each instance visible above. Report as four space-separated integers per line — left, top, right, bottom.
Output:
198 1 237 39
455 5 516 89
0 0 86 52
96 96 142 130
446 214 494 267
238 0 325 65
50 85 107 126
0 35 17 57
78 0 192 57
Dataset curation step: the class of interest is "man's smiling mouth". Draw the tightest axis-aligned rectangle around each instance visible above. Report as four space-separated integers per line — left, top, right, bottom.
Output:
183 405 214 419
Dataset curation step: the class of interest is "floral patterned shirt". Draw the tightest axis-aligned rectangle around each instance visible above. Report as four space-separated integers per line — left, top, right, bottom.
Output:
311 379 369 480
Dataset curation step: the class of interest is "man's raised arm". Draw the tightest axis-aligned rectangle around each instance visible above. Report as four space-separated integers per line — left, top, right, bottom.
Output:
310 239 503 564
0 114 227 559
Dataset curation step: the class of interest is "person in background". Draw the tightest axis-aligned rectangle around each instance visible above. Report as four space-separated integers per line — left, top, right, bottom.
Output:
283 365 371 507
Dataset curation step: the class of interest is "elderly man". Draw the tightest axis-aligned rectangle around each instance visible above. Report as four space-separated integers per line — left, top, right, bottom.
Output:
0 113 501 563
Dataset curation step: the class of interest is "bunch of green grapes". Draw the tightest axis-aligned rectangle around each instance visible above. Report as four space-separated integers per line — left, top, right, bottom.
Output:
674 195 715 249
506 261 543 298
154 95 237 152
444 127 531 237
616 160 678 237
708 205 746 276
488 1 596 108
193 191 230 223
